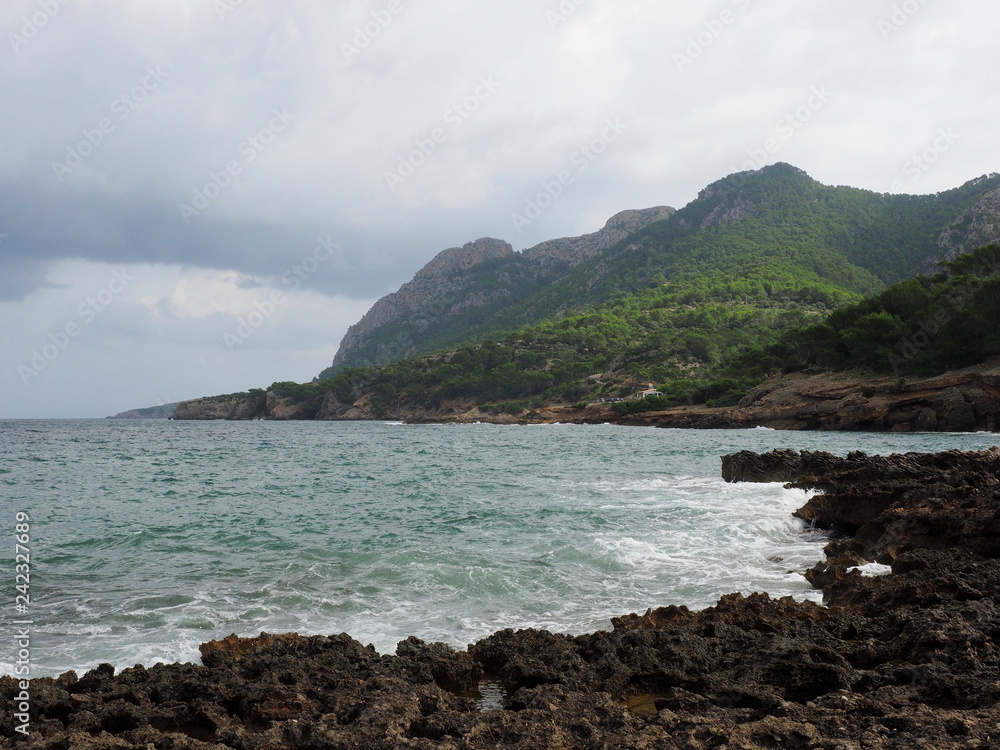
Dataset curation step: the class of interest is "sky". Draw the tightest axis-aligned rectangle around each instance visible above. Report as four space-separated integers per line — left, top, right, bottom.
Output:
1 0 998 418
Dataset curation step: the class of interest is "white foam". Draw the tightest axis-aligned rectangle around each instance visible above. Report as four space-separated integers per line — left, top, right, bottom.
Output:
848 562 892 577
23 421 943 676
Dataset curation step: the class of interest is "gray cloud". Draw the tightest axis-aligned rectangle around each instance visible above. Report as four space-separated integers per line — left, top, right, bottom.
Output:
1 0 998 416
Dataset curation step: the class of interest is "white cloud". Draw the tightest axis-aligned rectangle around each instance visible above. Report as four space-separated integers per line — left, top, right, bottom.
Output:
0 260 375 417
167 271 254 319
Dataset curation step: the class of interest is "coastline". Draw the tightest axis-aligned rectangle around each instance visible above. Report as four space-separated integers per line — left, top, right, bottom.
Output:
4 447 1000 748
169 362 1000 434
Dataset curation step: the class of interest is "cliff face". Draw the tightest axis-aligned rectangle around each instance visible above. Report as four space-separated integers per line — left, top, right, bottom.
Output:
543 363 1000 433
520 206 675 265
171 396 266 420
500 362 1000 433
167 392 345 421
934 184 1000 265
324 207 676 373
328 237 514 370
107 403 179 419
726 365 1000 432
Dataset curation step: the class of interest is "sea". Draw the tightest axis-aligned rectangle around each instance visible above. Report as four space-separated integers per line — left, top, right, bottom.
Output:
3 419 998 678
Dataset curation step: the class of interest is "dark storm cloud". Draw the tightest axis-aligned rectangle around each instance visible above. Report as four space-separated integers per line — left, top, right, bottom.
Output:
1 0 999 417
3 0 994 300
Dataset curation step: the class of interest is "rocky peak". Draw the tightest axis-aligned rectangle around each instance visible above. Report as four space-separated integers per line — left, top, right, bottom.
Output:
522 205 675 265
414 237 513 280
329 238 513 369
699 196 754 229
327 209 676 371
693 163 816 230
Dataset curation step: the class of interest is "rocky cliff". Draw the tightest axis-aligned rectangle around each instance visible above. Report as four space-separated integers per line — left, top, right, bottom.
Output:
171 395 268 420
330 237 514 369
538 361 1000 433
934 183 1000 266
722 365 1000 432
6 447 1000 749
107 403 179 419
520 205 675 265
324 206 675 373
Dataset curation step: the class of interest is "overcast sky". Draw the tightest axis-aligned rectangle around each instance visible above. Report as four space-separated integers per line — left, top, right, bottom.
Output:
1 0 997 418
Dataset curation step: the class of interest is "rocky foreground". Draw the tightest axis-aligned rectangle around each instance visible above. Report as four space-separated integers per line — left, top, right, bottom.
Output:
4 448 1000 749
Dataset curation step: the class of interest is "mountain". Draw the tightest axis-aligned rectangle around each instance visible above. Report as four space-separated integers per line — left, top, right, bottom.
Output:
174 244 1000 432
323 206 676 375
321 164 1000 378
173 164 1000 425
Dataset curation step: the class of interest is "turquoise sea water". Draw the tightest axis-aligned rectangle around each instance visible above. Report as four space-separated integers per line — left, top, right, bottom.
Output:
3 420 998 677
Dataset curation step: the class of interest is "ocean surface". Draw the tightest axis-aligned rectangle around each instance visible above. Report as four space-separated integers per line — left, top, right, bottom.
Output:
3 420 998 678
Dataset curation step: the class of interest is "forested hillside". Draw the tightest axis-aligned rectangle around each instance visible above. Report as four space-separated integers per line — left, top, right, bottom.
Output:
783 244 1000 376
249 243 1000 420
321 164 1000 377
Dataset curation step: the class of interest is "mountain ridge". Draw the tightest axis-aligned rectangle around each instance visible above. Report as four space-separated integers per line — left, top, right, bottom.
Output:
322 163 1000 378
171 163 1000 426
326 205 677 373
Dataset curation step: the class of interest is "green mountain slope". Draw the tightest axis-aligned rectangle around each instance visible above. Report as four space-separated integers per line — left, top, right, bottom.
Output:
172 164 1000 421
321 164 1000 378
264 242 1000 422
779 243 1000 376
323 208 675 374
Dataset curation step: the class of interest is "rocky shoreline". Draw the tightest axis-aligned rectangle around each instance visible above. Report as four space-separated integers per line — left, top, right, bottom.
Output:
170 362 1000 434
4 448 1000 748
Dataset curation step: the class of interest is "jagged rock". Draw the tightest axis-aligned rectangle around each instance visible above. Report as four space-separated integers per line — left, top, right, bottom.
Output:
914 406 939 431
199 632 306 667
521 206 676 265
315 389 357 419
558 363 1000 433
721 448 806 483
264 392 309 420
933 184 1000 265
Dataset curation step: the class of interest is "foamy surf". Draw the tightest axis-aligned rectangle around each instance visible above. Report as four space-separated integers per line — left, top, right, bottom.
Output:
4 420 999 676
